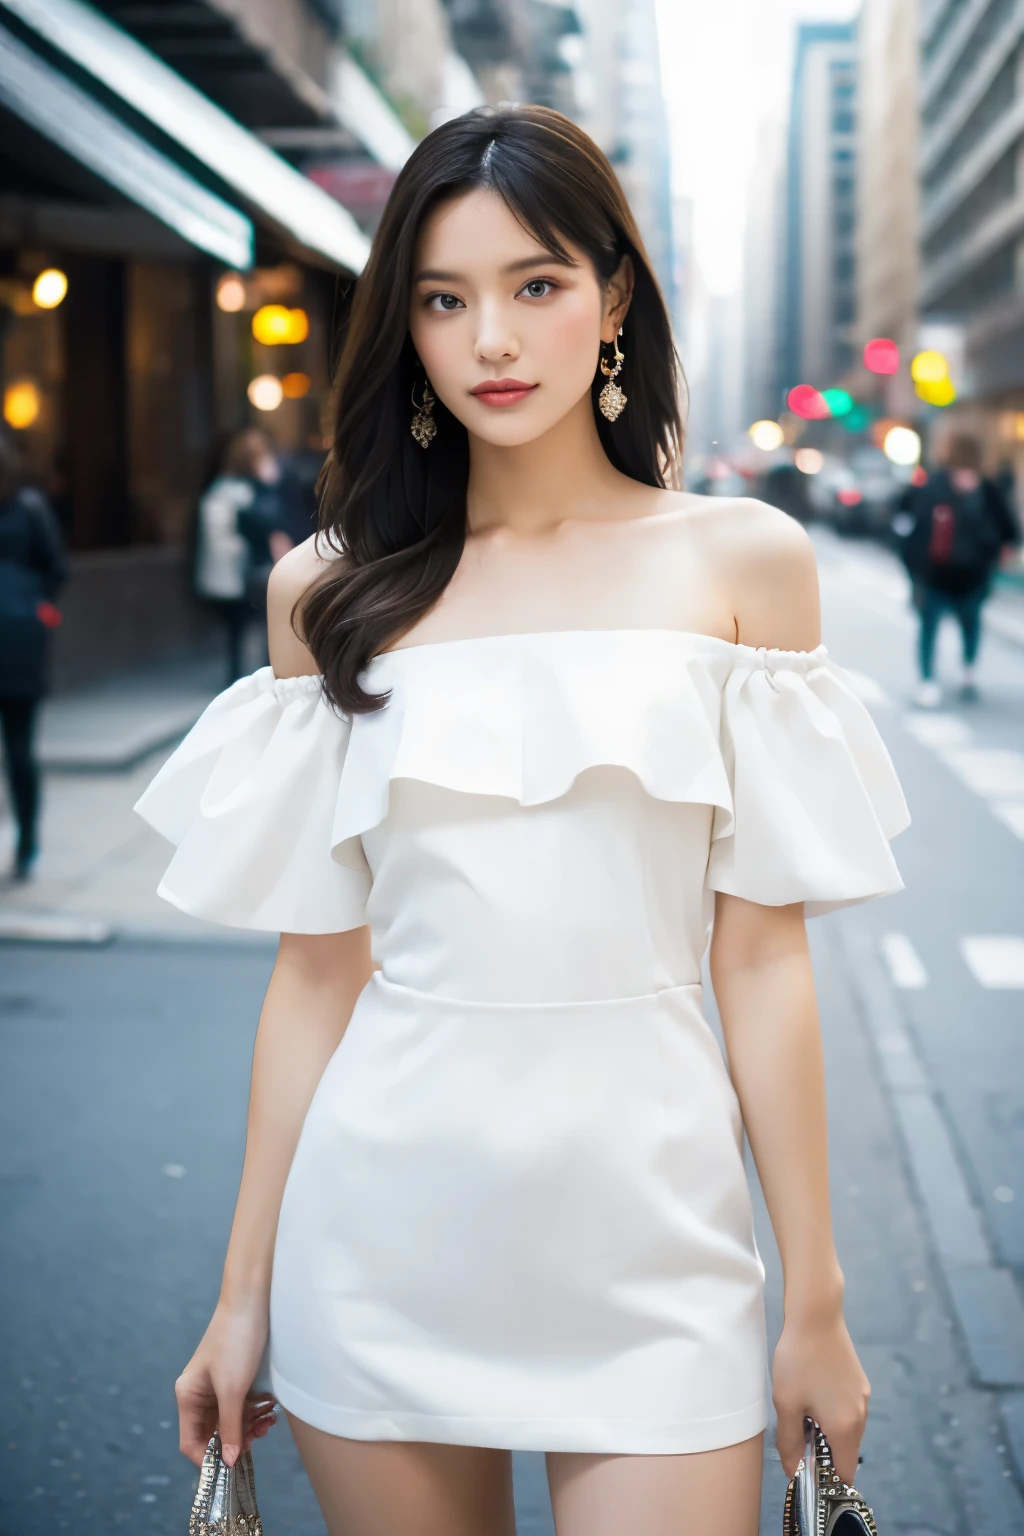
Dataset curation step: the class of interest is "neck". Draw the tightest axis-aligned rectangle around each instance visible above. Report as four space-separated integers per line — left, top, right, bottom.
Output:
465 394 624 536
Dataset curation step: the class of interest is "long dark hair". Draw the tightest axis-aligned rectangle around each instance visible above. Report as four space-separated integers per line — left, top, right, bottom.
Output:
302 104 684 713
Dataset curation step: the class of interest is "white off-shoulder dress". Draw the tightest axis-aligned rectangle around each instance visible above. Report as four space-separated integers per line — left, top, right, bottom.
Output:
136 630 908 1456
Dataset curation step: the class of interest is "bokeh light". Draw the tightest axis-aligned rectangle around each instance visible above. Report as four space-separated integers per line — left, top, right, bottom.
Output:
32 269 68 309
915 377 956 407
282 372 312 399
216 275 247 313
786 384 829 420
247 375 284 411
252 305 309 345
3 379 41 429
821 387 854 417
794 447 824 474
748 419 785 451
842 404 872 433
863 338 900 375
883 426 921 465
910 350 948 384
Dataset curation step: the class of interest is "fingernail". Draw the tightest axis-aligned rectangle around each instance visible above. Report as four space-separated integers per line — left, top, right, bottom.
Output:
222 1443 240 1467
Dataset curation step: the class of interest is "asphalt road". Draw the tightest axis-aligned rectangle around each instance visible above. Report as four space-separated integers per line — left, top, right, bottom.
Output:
2 533 1023 1534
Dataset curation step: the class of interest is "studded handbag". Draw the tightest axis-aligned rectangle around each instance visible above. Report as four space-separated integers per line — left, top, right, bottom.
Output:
188 1432 263 1535
783 1417 878 1535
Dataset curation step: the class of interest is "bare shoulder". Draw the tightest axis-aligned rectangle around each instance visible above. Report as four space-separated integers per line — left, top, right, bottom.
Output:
267 534 340 678
687 495 820 651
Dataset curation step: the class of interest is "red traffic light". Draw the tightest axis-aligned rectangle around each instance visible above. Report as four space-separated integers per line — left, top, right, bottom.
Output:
786 384 830 420
863 338 900 374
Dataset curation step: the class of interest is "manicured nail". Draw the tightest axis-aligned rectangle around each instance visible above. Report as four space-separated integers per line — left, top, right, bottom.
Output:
222 1443 240 1467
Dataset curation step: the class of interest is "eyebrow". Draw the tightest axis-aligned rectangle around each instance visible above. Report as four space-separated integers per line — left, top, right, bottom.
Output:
413 253 578 283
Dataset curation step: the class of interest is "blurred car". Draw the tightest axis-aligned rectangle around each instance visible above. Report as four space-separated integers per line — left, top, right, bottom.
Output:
807 447 903 538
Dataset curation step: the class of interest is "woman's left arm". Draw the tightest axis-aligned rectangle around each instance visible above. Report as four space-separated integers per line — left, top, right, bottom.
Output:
710 498 869 1484
711 889 869 1487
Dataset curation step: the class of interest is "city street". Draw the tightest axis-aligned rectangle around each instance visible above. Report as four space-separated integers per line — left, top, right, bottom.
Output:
2 532 1024 1534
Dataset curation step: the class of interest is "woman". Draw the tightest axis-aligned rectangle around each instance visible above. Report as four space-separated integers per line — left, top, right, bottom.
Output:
0 431 67 880
137 107 907 1535
195 428 294 683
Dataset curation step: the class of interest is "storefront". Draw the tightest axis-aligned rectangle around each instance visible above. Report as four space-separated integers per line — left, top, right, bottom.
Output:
0 0 371 685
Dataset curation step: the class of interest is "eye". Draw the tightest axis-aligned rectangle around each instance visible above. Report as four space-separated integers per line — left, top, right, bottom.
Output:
426 292 464 312
519 278 556 300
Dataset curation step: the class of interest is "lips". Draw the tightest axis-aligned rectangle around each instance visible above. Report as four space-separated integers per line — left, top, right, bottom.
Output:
470 378 538 407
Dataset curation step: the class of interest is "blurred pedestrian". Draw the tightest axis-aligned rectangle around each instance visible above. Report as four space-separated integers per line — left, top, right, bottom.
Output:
0 430 68 879
895 433 1019 707
195 429 294 684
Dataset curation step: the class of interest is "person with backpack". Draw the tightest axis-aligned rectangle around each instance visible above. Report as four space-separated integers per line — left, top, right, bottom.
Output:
894 433 1019 706
0 431 68 879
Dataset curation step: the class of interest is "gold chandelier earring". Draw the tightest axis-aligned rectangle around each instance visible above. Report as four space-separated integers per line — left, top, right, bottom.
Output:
410 379 437 448
598 329 627 422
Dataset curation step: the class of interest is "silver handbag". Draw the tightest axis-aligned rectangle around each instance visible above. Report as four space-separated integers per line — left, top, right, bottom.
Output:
783 1417 878 1535
188 1433 264 1536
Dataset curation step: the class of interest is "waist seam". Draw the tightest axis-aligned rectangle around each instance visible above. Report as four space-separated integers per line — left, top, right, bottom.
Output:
369 974 702 1011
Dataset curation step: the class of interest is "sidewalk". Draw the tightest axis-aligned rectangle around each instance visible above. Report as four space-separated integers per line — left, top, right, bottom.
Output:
0 648 265 943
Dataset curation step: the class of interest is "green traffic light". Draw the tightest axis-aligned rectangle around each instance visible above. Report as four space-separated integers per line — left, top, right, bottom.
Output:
821 387 854 418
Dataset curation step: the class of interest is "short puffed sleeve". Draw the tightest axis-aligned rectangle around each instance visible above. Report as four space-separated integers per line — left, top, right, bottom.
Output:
134 668 370 933
706 646 909 916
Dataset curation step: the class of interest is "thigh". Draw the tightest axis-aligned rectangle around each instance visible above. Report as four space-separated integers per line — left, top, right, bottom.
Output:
286 1412 517 1536
546 1433 763 1536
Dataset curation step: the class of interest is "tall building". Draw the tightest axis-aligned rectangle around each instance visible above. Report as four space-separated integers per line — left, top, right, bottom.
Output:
918 0 1024 475
855 0 919 415
742 112 788 429
779 21 858 396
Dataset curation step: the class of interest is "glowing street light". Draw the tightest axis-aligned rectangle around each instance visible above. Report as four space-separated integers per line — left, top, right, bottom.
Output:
910 350 948 384
32 268 68 309
794 447 824 475
821 387 854 417
864 338 900 375
252 305 309 345
883 426 921 466
748 419 785 451
282 372 312 398
3 379 41 429
786 384 830 420
216 274 247 312
915 377 956 407
247 374 284 411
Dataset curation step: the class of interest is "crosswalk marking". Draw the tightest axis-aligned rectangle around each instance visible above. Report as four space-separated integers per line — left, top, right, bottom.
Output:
993 803 1024 841
880 932 929 989
903 712 973 749
961 937 1024 990
943 748 1024 799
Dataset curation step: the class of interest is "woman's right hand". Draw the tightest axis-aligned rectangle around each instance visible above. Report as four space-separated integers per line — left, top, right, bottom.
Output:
176 1297 278 1467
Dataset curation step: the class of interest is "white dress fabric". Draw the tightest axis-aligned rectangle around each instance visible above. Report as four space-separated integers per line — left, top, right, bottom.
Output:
136 630 908 1455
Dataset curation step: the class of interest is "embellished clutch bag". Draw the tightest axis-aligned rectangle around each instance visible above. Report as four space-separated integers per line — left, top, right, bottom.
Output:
783 1417 878 1535
189 1433 263 1536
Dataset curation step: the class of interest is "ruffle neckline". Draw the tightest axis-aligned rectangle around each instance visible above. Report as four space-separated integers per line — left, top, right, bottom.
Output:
135 628 908 932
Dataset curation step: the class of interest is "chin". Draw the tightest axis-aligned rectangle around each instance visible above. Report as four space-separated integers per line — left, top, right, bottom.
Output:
460 401 578 448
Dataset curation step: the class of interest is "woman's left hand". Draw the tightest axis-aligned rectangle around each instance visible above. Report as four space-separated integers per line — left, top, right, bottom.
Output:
772 1312 870 1486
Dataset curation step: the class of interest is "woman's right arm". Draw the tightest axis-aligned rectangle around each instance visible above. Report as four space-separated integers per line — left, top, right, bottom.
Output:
176 541 370 1468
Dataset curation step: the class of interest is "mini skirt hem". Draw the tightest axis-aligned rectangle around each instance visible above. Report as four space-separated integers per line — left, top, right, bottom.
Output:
270 1369 768 1455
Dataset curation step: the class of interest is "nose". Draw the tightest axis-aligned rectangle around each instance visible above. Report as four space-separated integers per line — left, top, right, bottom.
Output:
474 297 519 365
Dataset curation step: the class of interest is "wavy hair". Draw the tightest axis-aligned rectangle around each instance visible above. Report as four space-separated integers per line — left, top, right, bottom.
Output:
301 104 684 712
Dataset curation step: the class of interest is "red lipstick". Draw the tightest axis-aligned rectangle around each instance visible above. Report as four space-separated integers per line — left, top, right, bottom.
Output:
470 378 538 407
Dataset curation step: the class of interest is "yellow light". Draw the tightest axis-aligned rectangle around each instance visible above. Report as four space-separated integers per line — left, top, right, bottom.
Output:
285 307 309 344
794 447 824 475
3 379 41 429
748 419 785 451
247 374 283 411
910 349 948 384
32 268 68 309
883 426 921 466
252 304 308 345
282 371 311 399
216 274 247 313
915 377 956 407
